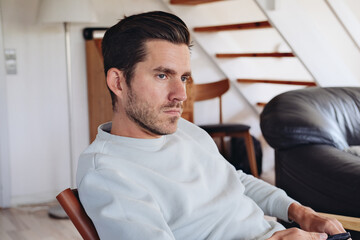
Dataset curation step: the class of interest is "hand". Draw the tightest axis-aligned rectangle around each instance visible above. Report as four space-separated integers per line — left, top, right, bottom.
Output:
288 203 346 235
267 228 328 240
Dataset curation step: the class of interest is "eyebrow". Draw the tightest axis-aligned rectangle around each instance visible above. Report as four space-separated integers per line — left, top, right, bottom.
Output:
153 66 192 77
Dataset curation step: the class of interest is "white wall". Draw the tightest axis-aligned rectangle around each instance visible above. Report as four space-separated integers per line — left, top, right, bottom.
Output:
344 0 360 21
0 0 11 207
1 0 71 205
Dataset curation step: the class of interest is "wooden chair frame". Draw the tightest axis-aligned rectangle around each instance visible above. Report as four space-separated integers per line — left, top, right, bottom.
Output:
56 188 100 240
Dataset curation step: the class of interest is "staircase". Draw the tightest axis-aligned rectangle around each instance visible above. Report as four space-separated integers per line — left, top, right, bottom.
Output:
165 0 319 115
163 0 360 176
165 0 360 115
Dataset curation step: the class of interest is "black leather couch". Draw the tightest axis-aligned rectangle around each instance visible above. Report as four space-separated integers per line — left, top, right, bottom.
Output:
260 87 360 236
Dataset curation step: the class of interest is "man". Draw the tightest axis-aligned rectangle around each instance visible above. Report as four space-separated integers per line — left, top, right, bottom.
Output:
77 11 346 239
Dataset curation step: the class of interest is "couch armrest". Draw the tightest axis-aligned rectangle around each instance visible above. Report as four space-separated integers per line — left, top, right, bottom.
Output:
319 212 360 232
275 144 360 217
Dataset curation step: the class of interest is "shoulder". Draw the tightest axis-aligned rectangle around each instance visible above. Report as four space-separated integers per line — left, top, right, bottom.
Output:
177 118 209 139
76 129 110 187
176 118 219 152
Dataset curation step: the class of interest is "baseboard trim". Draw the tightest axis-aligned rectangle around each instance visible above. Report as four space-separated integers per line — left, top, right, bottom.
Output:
11 190 61 206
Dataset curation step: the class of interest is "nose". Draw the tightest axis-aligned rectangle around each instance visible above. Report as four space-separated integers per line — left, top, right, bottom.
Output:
168 78 187 102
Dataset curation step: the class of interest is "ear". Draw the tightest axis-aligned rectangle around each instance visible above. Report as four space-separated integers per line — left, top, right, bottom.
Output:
106 68 126 98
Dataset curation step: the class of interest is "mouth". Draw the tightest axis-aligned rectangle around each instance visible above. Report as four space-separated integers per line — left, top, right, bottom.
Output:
162 102 183 117
163 108 182 117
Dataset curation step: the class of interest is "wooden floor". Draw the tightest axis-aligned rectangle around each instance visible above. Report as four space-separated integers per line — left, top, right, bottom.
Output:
0 202 276 240
0 201 81 240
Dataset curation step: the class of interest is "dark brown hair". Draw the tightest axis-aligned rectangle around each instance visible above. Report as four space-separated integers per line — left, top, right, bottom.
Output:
102 11 191 110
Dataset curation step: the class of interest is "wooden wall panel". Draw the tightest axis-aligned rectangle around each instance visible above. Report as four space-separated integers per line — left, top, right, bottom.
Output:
85 40 112 142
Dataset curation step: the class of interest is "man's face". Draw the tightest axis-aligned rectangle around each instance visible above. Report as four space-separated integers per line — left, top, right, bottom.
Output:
123 40 191 137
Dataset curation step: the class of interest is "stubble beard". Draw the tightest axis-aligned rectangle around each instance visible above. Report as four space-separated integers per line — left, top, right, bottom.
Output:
125 88 183 136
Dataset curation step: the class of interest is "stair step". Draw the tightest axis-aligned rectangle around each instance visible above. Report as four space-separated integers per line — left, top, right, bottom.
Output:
216 52 295 58
237 79 316 86
170 0 223 5
194 21 271 32
256 102 267 107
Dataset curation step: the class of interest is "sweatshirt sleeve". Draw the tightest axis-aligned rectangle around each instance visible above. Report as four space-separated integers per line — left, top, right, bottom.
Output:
237 170 296 222
78 168 175 240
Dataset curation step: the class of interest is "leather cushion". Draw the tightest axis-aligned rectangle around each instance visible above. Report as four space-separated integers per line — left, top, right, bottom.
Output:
260 87 360 150
200 123 250 134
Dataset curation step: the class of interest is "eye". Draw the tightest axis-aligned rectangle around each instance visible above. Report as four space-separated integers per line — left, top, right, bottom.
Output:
181 76 189 83
158 74 167 80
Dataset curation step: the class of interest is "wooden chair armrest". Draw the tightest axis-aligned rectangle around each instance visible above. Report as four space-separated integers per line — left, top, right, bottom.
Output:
319 212 360 231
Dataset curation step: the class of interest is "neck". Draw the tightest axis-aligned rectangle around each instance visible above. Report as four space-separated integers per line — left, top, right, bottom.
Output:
110 112 161 139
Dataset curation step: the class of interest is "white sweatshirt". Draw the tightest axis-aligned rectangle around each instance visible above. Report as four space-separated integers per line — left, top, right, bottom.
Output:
77 118 295 240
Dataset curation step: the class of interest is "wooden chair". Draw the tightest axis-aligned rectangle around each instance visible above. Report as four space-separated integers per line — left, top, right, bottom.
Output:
56 188 100 240
182 78 259 177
